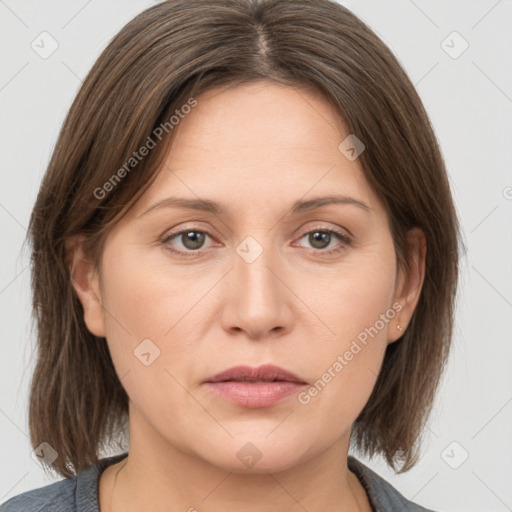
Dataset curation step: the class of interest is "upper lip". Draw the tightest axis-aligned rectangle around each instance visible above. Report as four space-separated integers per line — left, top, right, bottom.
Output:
204 364 307 384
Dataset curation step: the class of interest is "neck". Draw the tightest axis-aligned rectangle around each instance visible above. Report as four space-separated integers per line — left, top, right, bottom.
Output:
101 408 368 512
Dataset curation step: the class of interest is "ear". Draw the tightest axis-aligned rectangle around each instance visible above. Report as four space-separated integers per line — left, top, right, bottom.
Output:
65 235 106 338
388 227 426 344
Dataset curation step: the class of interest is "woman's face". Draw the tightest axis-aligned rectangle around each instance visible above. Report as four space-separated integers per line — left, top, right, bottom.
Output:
75 81 420 473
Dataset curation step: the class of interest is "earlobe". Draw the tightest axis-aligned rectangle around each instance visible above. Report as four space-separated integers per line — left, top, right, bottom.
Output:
388 227 427 344
65 235 106 338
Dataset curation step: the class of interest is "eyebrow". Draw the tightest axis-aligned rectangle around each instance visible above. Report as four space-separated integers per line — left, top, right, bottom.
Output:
139 194 372 217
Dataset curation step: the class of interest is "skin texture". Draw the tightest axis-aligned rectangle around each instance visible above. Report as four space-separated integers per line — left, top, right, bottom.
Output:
68 81 426 512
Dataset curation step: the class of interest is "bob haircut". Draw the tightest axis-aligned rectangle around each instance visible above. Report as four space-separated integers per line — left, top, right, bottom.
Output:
26 0 462 478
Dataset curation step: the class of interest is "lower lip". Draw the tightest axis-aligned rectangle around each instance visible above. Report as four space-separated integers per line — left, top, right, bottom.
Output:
204 381 307 408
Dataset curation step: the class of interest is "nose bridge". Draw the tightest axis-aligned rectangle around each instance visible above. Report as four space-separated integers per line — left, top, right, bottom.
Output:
224 230 292 338
235 231 282 306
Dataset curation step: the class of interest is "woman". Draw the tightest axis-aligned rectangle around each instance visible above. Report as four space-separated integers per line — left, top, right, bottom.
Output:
0 0 461 510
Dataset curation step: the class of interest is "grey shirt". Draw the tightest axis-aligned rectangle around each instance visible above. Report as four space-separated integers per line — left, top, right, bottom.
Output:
0 453 436 511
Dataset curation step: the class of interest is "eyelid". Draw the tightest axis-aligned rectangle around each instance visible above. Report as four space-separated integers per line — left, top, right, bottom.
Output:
160 225 218 251
295 224 351 242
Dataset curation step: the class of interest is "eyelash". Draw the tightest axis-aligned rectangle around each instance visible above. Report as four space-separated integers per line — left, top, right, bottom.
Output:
160 225 352 258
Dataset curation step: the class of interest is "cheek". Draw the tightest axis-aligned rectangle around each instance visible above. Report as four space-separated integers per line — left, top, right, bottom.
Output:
100 240 196 339
97 242 200 385
305 238 397 345
97 245 201 429
296 241 397 414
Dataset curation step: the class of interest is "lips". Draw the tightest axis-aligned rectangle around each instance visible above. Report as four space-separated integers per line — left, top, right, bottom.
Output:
204 364 307 384
203 364 308 408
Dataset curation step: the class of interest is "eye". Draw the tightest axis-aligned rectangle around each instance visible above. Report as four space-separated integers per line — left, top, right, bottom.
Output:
160 225 352 258
161 228 214 256
294 227 351 255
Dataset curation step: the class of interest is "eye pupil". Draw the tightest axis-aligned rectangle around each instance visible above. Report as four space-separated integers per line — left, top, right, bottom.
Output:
309 231 330 249
183 231 205 250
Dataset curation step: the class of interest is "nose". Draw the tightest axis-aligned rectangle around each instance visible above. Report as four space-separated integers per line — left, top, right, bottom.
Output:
220 240 294 341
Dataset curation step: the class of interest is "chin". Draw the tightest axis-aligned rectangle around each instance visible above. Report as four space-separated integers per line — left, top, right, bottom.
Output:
197 432 317 475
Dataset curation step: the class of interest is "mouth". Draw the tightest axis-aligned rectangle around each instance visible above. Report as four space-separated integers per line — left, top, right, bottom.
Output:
203 364 308 408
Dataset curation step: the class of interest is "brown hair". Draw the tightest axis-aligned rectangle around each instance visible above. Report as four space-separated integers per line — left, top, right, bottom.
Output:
26 0 462 478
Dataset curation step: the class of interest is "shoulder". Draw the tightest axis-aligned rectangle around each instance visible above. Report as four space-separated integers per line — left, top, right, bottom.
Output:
0 477 77 512
348 456 438 512
0 453 128 512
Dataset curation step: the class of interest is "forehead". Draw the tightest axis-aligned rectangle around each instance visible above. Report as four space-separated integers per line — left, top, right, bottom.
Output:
171 81 347 159
127 82 385 222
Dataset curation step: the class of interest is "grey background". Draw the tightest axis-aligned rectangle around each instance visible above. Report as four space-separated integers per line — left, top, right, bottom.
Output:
1 1 511 510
